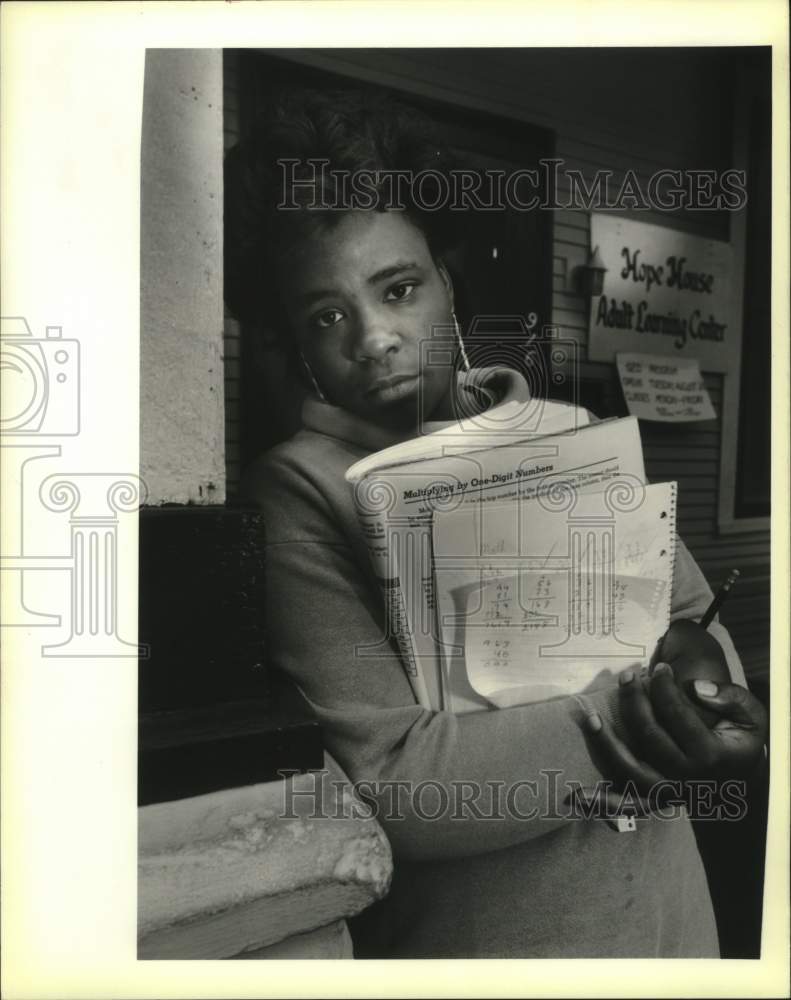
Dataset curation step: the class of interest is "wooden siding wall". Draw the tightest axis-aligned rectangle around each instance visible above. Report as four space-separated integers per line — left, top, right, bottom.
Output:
222 49 770 681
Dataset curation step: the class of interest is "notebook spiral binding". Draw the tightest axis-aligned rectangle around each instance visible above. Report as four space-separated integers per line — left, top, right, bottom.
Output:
666 481 678 574
657 481 678 623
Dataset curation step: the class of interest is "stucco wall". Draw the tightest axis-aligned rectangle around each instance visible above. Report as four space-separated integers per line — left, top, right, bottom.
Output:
140 49 225 504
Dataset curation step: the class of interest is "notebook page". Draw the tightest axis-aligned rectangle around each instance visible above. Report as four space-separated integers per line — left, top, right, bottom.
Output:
433 481 677 710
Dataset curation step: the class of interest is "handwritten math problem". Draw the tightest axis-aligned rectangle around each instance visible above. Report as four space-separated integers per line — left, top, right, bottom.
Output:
432 475 677 711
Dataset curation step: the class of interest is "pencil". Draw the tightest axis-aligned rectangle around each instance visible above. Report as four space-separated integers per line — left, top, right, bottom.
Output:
699 569 740 629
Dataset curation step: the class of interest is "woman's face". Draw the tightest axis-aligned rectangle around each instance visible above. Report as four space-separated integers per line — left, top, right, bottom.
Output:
280 210 457 432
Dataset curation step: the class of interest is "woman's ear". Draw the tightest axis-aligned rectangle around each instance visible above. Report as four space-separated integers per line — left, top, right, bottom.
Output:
436 259 455 311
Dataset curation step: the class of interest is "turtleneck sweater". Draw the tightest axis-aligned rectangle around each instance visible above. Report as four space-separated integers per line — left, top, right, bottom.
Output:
241 369 737 957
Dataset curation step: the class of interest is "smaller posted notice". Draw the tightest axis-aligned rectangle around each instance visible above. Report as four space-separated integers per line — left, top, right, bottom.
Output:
616 352 716 422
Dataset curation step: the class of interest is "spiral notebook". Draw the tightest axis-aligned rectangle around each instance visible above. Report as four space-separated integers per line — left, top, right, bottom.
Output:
432 481 678 712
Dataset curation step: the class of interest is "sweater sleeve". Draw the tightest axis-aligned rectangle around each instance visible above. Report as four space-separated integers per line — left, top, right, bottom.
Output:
244 450 624 863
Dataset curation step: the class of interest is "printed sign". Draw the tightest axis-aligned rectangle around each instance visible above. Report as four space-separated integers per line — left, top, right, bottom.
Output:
616 352 716 422
588 215 736 373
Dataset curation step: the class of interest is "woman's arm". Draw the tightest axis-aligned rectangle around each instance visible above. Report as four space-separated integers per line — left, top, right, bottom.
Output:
246 450 622 862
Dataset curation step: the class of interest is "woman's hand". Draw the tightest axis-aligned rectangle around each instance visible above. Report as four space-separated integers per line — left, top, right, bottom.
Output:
585 662 768 793
651 619 730 726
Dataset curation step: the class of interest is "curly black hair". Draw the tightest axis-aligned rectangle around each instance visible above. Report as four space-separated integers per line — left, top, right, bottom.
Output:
223 88 464 340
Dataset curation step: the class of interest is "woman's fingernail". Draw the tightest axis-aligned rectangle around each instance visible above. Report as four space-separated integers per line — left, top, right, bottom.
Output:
586 712 602 734
653 662 672 676
619 670 634 686
694 679 718 698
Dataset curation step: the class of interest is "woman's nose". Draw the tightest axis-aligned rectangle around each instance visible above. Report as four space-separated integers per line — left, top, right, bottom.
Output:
352 309 400 363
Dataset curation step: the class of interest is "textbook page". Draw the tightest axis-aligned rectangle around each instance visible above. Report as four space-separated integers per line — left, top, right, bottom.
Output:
345 396 588 481
433 481 677 712
346 414 644 710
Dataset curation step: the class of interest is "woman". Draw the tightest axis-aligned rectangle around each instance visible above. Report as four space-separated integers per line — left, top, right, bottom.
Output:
224 90 767 958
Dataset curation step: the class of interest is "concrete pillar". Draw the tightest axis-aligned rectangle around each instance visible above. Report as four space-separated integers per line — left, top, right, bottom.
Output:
140 49 225 504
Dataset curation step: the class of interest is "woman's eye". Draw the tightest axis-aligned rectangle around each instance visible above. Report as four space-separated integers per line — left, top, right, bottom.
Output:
313 308 344 330
385 281 418 302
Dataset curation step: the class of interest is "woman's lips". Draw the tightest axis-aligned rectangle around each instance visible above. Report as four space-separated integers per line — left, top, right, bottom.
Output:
366 374 420 402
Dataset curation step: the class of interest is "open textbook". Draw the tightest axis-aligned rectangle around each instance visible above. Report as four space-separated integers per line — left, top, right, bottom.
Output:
345 401 675 712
